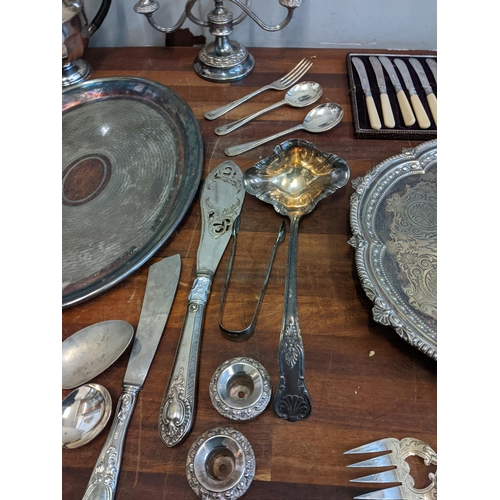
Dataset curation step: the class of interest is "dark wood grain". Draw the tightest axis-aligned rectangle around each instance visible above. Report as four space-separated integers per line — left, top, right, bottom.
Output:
62 47 437 500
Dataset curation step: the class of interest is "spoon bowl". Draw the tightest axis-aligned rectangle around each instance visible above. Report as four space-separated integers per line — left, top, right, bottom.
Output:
225 102 344 156
215 81 323 136
62 383 112 449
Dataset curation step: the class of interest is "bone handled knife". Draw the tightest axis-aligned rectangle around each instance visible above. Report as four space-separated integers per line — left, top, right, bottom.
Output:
394 58 431 129
352 56 382 130
426 58 437 84
410 57 437 126
369 56 395 128
82 254 181 500
158 161 245 447
378 56 415 127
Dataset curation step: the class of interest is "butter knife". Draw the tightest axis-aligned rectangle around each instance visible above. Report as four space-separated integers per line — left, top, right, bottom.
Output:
378 56 416 127
158 161 245 447
394 58 431 129
352 56 381 130
409 57 437 126
426 58 437 84
82 254 181 500
368 56 395 128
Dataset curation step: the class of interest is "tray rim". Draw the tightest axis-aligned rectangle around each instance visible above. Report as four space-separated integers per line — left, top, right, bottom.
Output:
62 76 203 308
348 139 437 360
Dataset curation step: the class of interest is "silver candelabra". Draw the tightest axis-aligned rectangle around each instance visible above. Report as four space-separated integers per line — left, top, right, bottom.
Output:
134 0 304 82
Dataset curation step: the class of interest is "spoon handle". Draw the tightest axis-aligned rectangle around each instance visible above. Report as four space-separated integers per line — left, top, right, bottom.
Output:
274 215 312 422
215 99 286 136
82 384 140 500
225 124 303 156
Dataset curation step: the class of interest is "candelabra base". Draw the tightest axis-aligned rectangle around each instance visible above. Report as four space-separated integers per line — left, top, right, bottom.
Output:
193 39 255 83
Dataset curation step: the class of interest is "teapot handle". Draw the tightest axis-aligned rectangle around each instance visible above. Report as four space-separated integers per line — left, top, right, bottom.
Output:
88 0 112 36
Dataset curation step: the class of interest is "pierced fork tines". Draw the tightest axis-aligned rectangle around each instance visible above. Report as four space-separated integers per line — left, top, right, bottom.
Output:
204 58 313 120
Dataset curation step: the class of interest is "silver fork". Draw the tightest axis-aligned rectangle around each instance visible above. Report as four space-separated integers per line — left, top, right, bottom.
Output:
204 58 313 120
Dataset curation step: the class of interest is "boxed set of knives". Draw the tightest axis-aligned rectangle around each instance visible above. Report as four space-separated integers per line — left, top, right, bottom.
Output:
346 53 437 140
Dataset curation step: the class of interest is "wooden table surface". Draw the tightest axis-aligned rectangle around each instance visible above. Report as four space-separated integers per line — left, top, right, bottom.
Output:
62 47 437 500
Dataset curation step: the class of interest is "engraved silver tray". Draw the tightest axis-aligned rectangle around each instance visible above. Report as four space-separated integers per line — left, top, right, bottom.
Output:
348 140 437 359
62 77 203 308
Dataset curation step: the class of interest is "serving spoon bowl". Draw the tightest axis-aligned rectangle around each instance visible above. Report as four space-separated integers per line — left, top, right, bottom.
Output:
62 383 112 449
243 138 350 421
215 81 323 136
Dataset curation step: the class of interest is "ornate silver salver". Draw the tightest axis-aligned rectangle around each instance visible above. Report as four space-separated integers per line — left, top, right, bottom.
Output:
349 140 437 359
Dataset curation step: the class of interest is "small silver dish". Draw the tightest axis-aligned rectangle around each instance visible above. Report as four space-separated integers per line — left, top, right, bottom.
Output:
209 357 271 421
186 427 255 499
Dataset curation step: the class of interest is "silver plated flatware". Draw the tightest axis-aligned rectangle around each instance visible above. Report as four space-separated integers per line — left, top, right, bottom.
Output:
82 254 181 500
368 56 395 128
409 58 437 126
158 161 245 447
426 58 437 84
204 58 313 120
244 139 349 422
352 57 381 130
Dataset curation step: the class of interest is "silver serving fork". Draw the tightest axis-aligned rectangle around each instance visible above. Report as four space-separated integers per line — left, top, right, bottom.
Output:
345 437 437 499
204 58 314 120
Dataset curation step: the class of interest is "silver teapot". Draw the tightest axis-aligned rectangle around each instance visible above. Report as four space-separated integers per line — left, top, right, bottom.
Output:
62 0 111 87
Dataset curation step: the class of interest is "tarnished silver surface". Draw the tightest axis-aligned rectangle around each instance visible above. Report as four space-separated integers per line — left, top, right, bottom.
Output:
214 81 323 135
345 437 437 500
134 0 303 83
62 383 112 449
62 320 134 389
225 102 344 156
209 357 272 420
348 140 437 360
218 218 286 341
244 139 350 422
82 255 180 500
186 427 255 499
62 77 203 308
158 161 245 447
205 58 313 120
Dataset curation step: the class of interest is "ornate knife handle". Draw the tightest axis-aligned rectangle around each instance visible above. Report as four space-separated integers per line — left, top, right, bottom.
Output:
82 385 140 500
273 216 312 421
158 275 212 447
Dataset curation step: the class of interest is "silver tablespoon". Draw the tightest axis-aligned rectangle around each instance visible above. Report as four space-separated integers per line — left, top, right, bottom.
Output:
62 383 112 449
215 81 323 136
225 102 344 156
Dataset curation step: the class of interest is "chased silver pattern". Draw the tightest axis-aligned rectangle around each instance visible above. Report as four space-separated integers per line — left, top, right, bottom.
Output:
199 44 248 67
349 140 437 360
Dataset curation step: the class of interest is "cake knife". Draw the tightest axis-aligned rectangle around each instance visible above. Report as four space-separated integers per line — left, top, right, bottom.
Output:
158 160 245 447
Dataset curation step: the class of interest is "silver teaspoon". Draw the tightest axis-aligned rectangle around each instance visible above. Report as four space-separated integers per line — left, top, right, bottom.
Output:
215 81 323 136
225 102 344 156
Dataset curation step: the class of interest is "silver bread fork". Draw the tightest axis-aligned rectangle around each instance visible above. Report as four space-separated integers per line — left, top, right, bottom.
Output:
345 437 437 499
204 58 313 120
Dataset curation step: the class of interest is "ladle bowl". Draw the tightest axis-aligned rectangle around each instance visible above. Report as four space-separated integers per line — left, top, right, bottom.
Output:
243 138 350 422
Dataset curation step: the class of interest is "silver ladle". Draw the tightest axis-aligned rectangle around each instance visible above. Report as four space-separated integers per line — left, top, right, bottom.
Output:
243 138 350 422
215 81 323 136
225 102 344 157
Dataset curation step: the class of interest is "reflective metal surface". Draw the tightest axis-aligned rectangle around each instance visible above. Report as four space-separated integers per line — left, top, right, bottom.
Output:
215 81 323 135
62 320 134 389
62 77 203 308
209 357 272 420
244 139 350 422
62 383 112 449
186 427 255 499
225 102 343 156
349 140 437 360
158 161 245 448
345 437 437 500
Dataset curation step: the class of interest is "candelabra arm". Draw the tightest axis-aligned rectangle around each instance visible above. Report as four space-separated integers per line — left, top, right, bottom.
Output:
134 0 188 33
229 0 300 31
186 0 209 27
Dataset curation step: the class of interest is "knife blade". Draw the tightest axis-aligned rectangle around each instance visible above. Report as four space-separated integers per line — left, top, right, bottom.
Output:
378 56 416 127
426 58 437 84
409 58 437 126
352 56 382 130
158 160 245 447
368 56 395 128
82 254 181 500
394 58 431 129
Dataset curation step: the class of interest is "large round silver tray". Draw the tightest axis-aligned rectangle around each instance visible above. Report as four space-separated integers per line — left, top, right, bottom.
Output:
62 77 203 308
349 140 437 360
